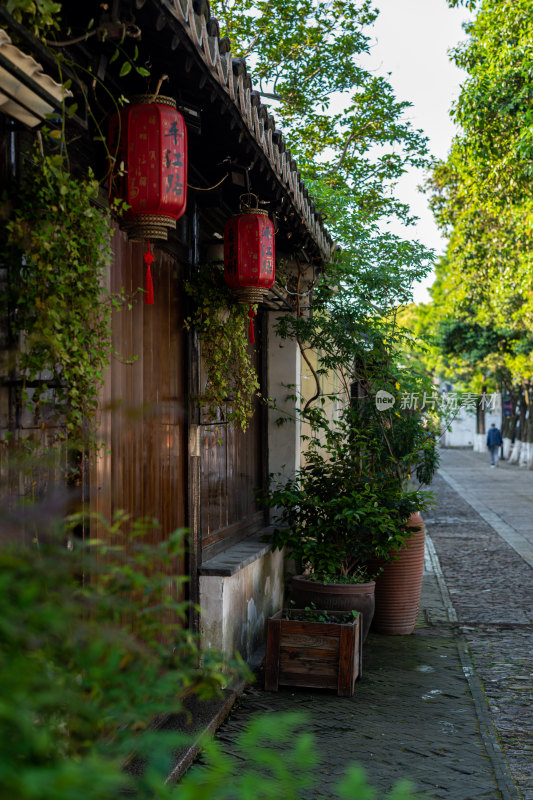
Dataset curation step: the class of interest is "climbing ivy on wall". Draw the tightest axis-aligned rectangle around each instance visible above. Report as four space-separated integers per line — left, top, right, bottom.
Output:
184 264 260 432
2 149 115 450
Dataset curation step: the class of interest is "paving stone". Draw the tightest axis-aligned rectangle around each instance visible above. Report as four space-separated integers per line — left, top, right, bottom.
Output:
216 625 503 799
430 451 533 799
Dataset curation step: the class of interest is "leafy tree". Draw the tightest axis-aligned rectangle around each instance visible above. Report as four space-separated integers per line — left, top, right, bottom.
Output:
210 0 440 501
422 0 533 448
427 0 533 336
210 0 434 315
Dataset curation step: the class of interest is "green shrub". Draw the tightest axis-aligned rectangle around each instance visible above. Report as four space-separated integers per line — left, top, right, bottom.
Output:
0 512 246 799
262 404 435 582
0 510 417 799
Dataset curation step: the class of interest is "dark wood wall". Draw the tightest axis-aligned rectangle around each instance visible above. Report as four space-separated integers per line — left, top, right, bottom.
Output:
0 121 71 536
91 227 187 570
199 315 266 558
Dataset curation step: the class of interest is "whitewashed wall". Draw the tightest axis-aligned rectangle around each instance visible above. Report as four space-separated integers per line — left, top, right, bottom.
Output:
200 548 284 661
440 401 502 449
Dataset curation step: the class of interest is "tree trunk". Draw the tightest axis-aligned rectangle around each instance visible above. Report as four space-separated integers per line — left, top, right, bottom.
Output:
502 387 517 459
509 387 526 463
502 412 516 459
474 383 486 452
525 383 533 469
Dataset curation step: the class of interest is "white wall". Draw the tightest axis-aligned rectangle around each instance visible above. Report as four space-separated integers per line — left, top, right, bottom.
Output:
200 548 285 661
267 313 301 479
440 397 501 449
198 312 302 663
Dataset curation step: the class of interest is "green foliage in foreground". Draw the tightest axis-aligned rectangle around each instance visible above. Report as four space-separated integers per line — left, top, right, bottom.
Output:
179 712 416 800
0 513 246 799
0 511 418 799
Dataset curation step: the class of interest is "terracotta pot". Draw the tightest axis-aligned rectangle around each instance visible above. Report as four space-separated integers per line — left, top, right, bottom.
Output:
371 512 425 636
291 575 376 642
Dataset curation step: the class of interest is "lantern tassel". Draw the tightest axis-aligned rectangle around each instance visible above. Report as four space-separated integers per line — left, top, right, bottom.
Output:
144 239 155 305
247 305 256 344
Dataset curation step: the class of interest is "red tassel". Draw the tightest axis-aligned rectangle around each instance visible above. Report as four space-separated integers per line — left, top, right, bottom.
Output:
144 239 155 305
247 305 256 344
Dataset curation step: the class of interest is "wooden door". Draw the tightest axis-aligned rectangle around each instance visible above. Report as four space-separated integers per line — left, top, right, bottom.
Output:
91 227 186 580
199 313 266 558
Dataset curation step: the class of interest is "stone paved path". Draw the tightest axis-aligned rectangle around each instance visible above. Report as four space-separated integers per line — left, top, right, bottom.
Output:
429 449 533 800
437 447 533 567
213 448 532 799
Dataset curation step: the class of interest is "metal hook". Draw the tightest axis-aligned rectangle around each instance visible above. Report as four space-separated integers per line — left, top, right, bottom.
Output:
239 193 260 213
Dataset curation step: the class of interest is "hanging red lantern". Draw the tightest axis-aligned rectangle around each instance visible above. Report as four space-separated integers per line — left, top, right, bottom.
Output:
108 95 187 240
224 194 275 343
108 95 187 304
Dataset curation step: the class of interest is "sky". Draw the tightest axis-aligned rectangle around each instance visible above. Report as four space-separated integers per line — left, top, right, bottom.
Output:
362 0 473 303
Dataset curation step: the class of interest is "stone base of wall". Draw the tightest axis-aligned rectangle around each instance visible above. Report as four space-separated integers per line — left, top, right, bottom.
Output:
199 533 284 663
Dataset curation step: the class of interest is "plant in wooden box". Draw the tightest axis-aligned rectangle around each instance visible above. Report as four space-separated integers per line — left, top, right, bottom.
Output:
261 403 432 642
265 607 362 697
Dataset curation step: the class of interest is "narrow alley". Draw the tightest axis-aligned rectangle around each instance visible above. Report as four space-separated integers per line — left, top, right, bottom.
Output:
213 449 533 800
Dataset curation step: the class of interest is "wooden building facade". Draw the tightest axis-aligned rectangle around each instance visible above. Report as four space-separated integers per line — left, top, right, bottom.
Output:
0 0 332 661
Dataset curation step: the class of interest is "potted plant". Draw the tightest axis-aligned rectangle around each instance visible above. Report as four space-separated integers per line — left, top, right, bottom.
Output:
368 409 440 635
264 606 362 696
369 510 427 635
261 403 434 642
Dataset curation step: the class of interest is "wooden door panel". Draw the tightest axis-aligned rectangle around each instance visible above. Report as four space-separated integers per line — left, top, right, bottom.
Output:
92 229 186 575
200 323 264 551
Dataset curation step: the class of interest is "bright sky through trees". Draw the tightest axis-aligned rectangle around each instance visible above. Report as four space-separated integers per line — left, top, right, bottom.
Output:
362 0 472 302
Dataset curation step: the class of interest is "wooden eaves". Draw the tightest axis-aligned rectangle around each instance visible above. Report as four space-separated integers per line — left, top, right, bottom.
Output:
0 1 334 298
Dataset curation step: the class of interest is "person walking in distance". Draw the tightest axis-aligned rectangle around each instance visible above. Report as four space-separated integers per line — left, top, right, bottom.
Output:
486 423 503 467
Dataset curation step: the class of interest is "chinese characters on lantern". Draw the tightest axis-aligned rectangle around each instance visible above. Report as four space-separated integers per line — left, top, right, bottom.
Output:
164 119 185 197
260 221 274 278
107 96 187 238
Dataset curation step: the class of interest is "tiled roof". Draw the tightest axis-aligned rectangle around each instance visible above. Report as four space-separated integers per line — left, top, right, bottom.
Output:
156 0 333 261
0 28 71 127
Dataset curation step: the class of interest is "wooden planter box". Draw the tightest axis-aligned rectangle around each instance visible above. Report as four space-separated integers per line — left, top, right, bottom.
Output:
264 609 362 697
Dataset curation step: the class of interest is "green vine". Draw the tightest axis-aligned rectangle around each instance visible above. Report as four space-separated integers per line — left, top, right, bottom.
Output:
0 2 156 477
1 148 115 450
184 264 260 432
4 0 61 36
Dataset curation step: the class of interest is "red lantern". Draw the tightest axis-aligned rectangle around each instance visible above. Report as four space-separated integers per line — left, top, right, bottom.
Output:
108 95 187 304
108 95 187 240
224 196 275 342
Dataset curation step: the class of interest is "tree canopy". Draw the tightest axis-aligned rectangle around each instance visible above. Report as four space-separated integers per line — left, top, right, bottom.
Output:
209 0 437 428
211 0 434 325
422 0 533 399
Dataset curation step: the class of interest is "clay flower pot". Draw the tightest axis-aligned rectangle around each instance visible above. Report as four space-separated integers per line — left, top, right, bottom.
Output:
371 512 425 636
291 575 376 642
